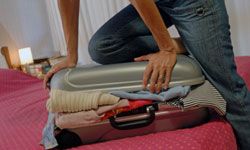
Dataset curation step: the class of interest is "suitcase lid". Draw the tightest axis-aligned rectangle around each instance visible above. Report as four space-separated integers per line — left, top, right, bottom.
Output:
50 55 204 92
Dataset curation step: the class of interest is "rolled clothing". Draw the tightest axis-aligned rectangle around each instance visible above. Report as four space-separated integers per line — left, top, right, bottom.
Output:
46 89 120 113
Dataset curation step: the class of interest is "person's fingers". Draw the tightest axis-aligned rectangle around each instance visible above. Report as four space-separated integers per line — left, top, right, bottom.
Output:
43 74 50 89
164 67 173 89
156 67 165 93
43 68 56 89
149 67 159 93
134 56 146 62
143 64 153 90
52 65 60 72
43 76 48 89
43 72 52 89
134 54 151 62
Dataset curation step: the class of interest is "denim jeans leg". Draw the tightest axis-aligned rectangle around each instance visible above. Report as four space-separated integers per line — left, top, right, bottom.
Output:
88 3 173 64
158 0 250 149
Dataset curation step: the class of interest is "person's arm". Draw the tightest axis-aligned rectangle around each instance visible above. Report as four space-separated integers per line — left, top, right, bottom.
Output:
130 0 177 93
58 0 79 63
130 0 174 52
172 37 187 54
44 0 80 88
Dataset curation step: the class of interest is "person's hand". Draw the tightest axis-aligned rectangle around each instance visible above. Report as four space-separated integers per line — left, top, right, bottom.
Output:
134 50 177 93
43 58 76 89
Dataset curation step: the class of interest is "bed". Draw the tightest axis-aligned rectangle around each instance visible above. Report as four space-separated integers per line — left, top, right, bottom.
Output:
0 56 249 150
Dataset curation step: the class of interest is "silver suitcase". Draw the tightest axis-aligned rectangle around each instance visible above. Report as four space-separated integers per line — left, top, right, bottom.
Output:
50 55 210 145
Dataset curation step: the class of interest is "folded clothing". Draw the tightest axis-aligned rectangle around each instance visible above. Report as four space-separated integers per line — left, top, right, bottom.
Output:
55 99 130 129
111 81 226 116
182 81 226 115
42 81 226 149
47 85 189 113
110 85 190 101
101 99 153 121
42 99 150 148
46 89 120 113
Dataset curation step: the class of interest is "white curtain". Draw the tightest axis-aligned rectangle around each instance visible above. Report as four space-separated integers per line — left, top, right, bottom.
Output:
45 0 130 65
0 0 55 61
45 0 250 65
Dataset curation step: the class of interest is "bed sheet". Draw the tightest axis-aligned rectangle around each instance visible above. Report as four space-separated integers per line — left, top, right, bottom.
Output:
0 56 249 150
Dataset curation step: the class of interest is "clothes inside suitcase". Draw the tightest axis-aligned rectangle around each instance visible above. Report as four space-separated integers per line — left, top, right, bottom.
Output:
48 55 225 149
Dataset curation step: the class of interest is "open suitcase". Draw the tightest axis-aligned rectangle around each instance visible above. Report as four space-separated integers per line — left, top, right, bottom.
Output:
50 55 220 147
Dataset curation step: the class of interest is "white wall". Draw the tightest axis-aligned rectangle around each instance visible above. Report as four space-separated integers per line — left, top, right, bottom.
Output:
226 0 250 56
0 0 56 62
0 23 18 68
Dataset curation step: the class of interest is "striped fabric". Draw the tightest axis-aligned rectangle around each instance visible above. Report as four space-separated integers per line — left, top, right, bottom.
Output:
182 81 226 116
46 89 120 113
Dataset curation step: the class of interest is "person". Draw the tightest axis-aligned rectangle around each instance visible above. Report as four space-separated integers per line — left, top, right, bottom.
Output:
44 0 250 149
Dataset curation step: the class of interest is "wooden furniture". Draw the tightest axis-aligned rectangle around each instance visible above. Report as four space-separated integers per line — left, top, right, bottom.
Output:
1 46 13 69
0 46 51 79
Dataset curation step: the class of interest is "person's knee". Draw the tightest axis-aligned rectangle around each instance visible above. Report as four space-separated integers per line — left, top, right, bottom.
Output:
88 35 124 64
88 36 109 64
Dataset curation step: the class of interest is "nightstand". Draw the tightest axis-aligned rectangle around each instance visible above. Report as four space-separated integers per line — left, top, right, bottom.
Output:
24 59 51 79
24 56 66 79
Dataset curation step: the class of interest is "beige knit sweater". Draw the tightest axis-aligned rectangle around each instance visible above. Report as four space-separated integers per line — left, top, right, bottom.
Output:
46 89 120 113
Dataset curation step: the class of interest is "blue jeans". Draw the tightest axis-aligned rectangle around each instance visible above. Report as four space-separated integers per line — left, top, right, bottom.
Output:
88 0 250 149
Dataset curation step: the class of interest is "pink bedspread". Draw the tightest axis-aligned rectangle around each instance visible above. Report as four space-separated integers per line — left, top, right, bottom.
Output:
0 57 249 150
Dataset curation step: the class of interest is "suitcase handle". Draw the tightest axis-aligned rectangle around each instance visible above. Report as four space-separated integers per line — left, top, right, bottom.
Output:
109 106 155 130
